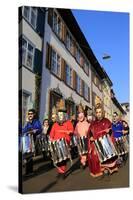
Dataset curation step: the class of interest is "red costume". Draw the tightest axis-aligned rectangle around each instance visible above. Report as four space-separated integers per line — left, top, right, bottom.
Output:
50 120 74 174
88 118 118 177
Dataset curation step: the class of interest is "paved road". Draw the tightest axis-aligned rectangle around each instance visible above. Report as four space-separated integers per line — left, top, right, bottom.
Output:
22 155 129 194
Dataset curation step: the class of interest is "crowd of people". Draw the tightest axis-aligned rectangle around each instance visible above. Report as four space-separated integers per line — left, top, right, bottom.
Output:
19 99 129 180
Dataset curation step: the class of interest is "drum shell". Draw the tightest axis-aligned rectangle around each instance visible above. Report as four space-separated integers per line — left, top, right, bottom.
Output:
20 134 35 155
94 134 117 163
114 136 129 156
49 138 71 164
77 136 88 155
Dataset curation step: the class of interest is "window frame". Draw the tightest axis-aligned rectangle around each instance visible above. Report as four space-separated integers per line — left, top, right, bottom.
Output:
52 10 62 39
76 75 82 95
83 82 89 101
65 63 73 87
22 6 38 29
51 48 61 78
22 90 32 126
21 35 35 70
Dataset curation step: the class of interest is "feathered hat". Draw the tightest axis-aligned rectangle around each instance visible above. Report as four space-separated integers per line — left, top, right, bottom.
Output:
78 103 84 113
57 99 66 112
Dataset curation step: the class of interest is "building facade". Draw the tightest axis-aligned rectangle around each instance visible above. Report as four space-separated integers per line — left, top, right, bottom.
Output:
121 102 129 124
102 69 113 121
19 7 128 126
39 8 105 122
19 6 45 125
111 89 126 121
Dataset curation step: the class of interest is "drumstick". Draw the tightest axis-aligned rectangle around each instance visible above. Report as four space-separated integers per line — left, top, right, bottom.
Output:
23 129 39 136
57 130 71 135
89 128 112 142
96 128 112 134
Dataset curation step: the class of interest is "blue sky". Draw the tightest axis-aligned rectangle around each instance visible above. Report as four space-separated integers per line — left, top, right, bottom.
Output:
72 9 129 103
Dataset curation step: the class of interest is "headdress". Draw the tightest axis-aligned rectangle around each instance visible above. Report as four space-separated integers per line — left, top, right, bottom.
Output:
57 99 66 112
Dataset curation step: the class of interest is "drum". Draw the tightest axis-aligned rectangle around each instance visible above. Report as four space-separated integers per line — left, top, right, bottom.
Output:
37 134 49 152
115 136 129 156
70 135 78 148
77 136 88 155
20 134 35 154
94 134 118 163
49 138 71 164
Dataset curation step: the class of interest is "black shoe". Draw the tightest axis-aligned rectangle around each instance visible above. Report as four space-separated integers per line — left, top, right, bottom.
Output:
25 172 34 177
56 173 65 180
103 169 110 176
80 164 86 170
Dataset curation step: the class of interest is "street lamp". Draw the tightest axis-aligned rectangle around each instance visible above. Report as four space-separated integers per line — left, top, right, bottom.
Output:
102 53 111 60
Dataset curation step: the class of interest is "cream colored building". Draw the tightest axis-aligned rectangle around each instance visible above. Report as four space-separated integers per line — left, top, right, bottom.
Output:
121 103 129 124
102 75 113 121
111 89 126 121
40 8 104 121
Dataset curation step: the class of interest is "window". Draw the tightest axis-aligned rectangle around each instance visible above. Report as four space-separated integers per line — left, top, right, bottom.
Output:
84 82 89 100
51 48 61 77
53 11 62 38
75 46 81 64
22 92 31 126
23 7 37 29
66 64 72 87
21 37 35 69
76 75 82 95
83 60 89 75
66 32 74 53
98 82 102 90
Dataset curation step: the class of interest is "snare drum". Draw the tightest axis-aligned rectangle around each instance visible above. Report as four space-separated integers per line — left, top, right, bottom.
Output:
20 134 35 154
70 135 78 148
77 136 88 155
49 138 71 164
37 134 49 152
115 136 129 156
94 134 117 163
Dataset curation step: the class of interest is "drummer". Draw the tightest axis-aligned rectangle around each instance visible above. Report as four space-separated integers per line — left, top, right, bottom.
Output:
112 112 124 139
49 99 74 179
22 108 42 176
74 104 90 169
112 112 126 164
88 104 118 177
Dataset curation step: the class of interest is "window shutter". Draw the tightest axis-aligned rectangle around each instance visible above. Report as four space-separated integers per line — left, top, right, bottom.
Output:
46 42 51 70
72 41 76 57
73 70 76 90
62 23 66 43
80 55 84 67
82 80 84 97
36 8 45 37
34 48 43 75
61 58 66 82
48 8 53 28
88 87 90 102
18 7 22 23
